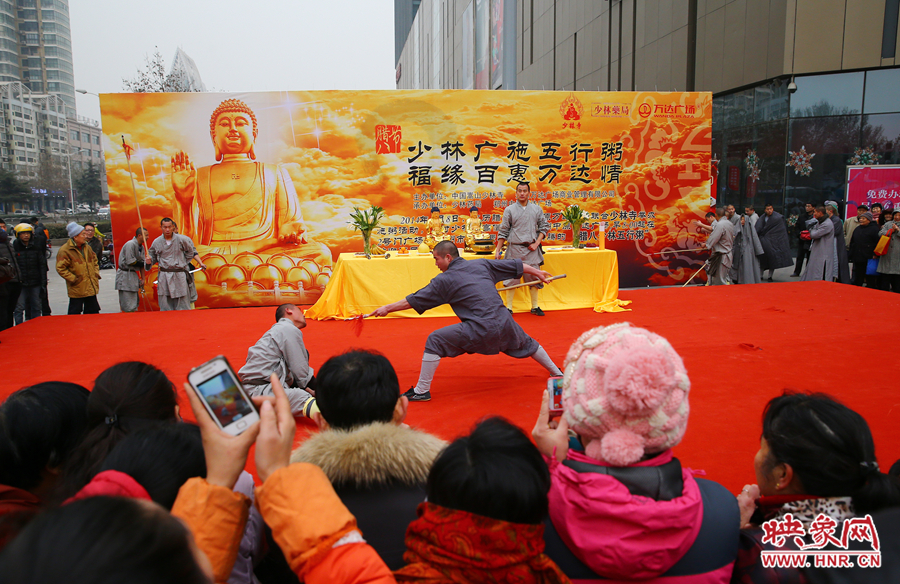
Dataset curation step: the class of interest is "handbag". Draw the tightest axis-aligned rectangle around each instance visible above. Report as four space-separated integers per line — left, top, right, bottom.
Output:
874 233 891 256
867 258 880 276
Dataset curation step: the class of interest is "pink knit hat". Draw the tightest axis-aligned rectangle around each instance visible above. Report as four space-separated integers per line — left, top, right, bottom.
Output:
562 323 690 466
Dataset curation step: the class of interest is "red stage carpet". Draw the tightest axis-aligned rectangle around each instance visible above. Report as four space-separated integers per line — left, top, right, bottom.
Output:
2 281 897 493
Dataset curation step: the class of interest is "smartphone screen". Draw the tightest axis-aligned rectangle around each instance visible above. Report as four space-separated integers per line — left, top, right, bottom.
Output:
548 376 564 414
194 368 256 429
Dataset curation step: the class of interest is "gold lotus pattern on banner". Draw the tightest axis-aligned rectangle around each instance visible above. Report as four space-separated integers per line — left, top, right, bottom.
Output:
100 90 712 309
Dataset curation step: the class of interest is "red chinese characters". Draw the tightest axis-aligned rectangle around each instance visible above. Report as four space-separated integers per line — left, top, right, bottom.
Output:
375 125 402 154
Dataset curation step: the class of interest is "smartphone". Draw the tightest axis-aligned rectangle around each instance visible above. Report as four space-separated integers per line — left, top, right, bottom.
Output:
548 376 564 416
187 356 260 435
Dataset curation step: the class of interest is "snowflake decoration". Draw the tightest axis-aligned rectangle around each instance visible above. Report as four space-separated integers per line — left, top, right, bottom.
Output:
745 149 761 183
849 146 879 166
786 146 815 177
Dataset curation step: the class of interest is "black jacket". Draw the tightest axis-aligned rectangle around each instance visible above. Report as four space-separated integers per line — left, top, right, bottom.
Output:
848 222 881 263
12 238 47 287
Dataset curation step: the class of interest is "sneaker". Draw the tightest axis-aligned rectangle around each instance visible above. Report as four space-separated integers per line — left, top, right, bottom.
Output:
531 307 545 316
403 387 431 402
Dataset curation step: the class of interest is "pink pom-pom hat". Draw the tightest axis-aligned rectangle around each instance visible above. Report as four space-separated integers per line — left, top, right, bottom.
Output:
562 323 690 467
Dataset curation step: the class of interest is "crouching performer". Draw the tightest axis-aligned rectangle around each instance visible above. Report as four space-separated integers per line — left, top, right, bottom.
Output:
239 303 318 417
369 241 563 402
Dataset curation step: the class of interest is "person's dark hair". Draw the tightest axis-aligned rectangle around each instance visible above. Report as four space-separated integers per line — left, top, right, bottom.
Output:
858 204 868 211
427 417 550 524
0 497 208 584
517 182 531 191
0 382 90 491
275 303 295 322
100 423 205 510
433 240 459 258
706 211 716 220
28 217 37 224
84 222 96 229
316 350 400 429
761 392 900 515
135 227 148 237
58 362 179 499
815 205 827 215
430 206 440 213
160 217 175 226
871 203 883 210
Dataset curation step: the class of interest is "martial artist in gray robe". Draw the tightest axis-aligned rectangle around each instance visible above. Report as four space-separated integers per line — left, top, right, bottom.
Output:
756 211 793 275
705 217 734 285
239 315 314 414
147 232 200 311
801 216 835 281
115 233 147 312
732 213 764 284
496 193 550 311
828 215 851 284
370 243 562 399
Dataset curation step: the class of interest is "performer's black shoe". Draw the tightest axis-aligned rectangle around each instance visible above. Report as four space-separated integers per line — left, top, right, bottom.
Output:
507 308 513 314
403 387 431 402
531 307 545 316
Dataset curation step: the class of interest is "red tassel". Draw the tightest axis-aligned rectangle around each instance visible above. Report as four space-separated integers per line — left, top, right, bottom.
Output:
351 315 365 337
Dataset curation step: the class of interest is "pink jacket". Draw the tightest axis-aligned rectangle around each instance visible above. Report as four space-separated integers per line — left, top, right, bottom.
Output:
546 449 738 584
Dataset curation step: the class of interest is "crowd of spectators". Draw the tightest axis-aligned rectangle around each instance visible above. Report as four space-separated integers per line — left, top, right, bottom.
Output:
1 322 898 583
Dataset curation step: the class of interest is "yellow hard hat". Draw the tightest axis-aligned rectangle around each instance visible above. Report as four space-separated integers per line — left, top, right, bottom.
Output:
14 223 33 233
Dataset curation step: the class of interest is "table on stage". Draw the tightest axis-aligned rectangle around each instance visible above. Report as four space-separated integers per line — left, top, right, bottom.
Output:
305 248 629 320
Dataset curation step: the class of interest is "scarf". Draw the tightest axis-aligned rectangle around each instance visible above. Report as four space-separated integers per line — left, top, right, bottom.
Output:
394 503 570 584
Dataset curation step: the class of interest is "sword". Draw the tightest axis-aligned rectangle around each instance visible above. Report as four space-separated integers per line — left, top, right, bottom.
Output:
497 274 567 291
153 266 204 284
647 248 707 256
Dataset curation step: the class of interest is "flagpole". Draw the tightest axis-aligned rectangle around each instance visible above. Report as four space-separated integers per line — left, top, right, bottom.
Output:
122 136 152 311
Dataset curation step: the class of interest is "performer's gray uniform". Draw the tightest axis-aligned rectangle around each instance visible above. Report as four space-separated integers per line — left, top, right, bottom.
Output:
239 318 314 413
406 257 539 358
147 234 196 311
115 237 145 312
498 202 550 286
705 219 734 286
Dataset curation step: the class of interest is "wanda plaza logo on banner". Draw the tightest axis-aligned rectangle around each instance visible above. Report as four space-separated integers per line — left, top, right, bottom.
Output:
760 513 881 569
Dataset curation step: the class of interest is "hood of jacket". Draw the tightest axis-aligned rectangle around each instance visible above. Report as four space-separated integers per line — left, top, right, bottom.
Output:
290 422 446 488
548 449 703 580
0 483 41 515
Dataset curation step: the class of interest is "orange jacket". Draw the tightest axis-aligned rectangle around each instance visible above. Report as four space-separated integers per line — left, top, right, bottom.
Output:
173 463 395 584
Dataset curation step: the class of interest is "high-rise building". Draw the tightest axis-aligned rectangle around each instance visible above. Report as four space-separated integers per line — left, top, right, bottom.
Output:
395 1 900 215
169 47 207 92
16 0 76 113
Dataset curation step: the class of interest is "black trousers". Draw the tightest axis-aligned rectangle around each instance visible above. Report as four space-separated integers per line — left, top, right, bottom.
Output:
851 261 877 287
793 246 810 275
1 282 20 329
68 295 100 315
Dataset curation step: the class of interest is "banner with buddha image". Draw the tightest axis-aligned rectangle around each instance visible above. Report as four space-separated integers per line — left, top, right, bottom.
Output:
100 90 712 309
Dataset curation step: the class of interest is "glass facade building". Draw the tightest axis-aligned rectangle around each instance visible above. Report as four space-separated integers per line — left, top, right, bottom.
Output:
712 68 900 220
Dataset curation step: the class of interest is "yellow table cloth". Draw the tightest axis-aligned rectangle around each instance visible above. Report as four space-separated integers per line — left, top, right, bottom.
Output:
305 249 630 320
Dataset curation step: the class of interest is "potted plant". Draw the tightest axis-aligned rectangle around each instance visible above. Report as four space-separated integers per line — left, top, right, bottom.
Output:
562 204 586 248
349 205 386 258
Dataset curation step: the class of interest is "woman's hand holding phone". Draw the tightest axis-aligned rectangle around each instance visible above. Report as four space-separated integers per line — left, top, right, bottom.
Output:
186 373 297 488
184 381 261 490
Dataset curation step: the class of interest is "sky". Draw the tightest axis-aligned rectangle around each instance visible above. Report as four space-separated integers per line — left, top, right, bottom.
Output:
70 0 397 122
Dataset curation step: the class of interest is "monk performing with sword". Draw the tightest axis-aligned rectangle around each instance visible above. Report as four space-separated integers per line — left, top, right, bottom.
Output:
367 241 564 402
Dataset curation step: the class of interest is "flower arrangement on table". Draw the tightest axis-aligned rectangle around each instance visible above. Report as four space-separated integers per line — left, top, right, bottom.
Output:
349 205 386 259
562 204 586 248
